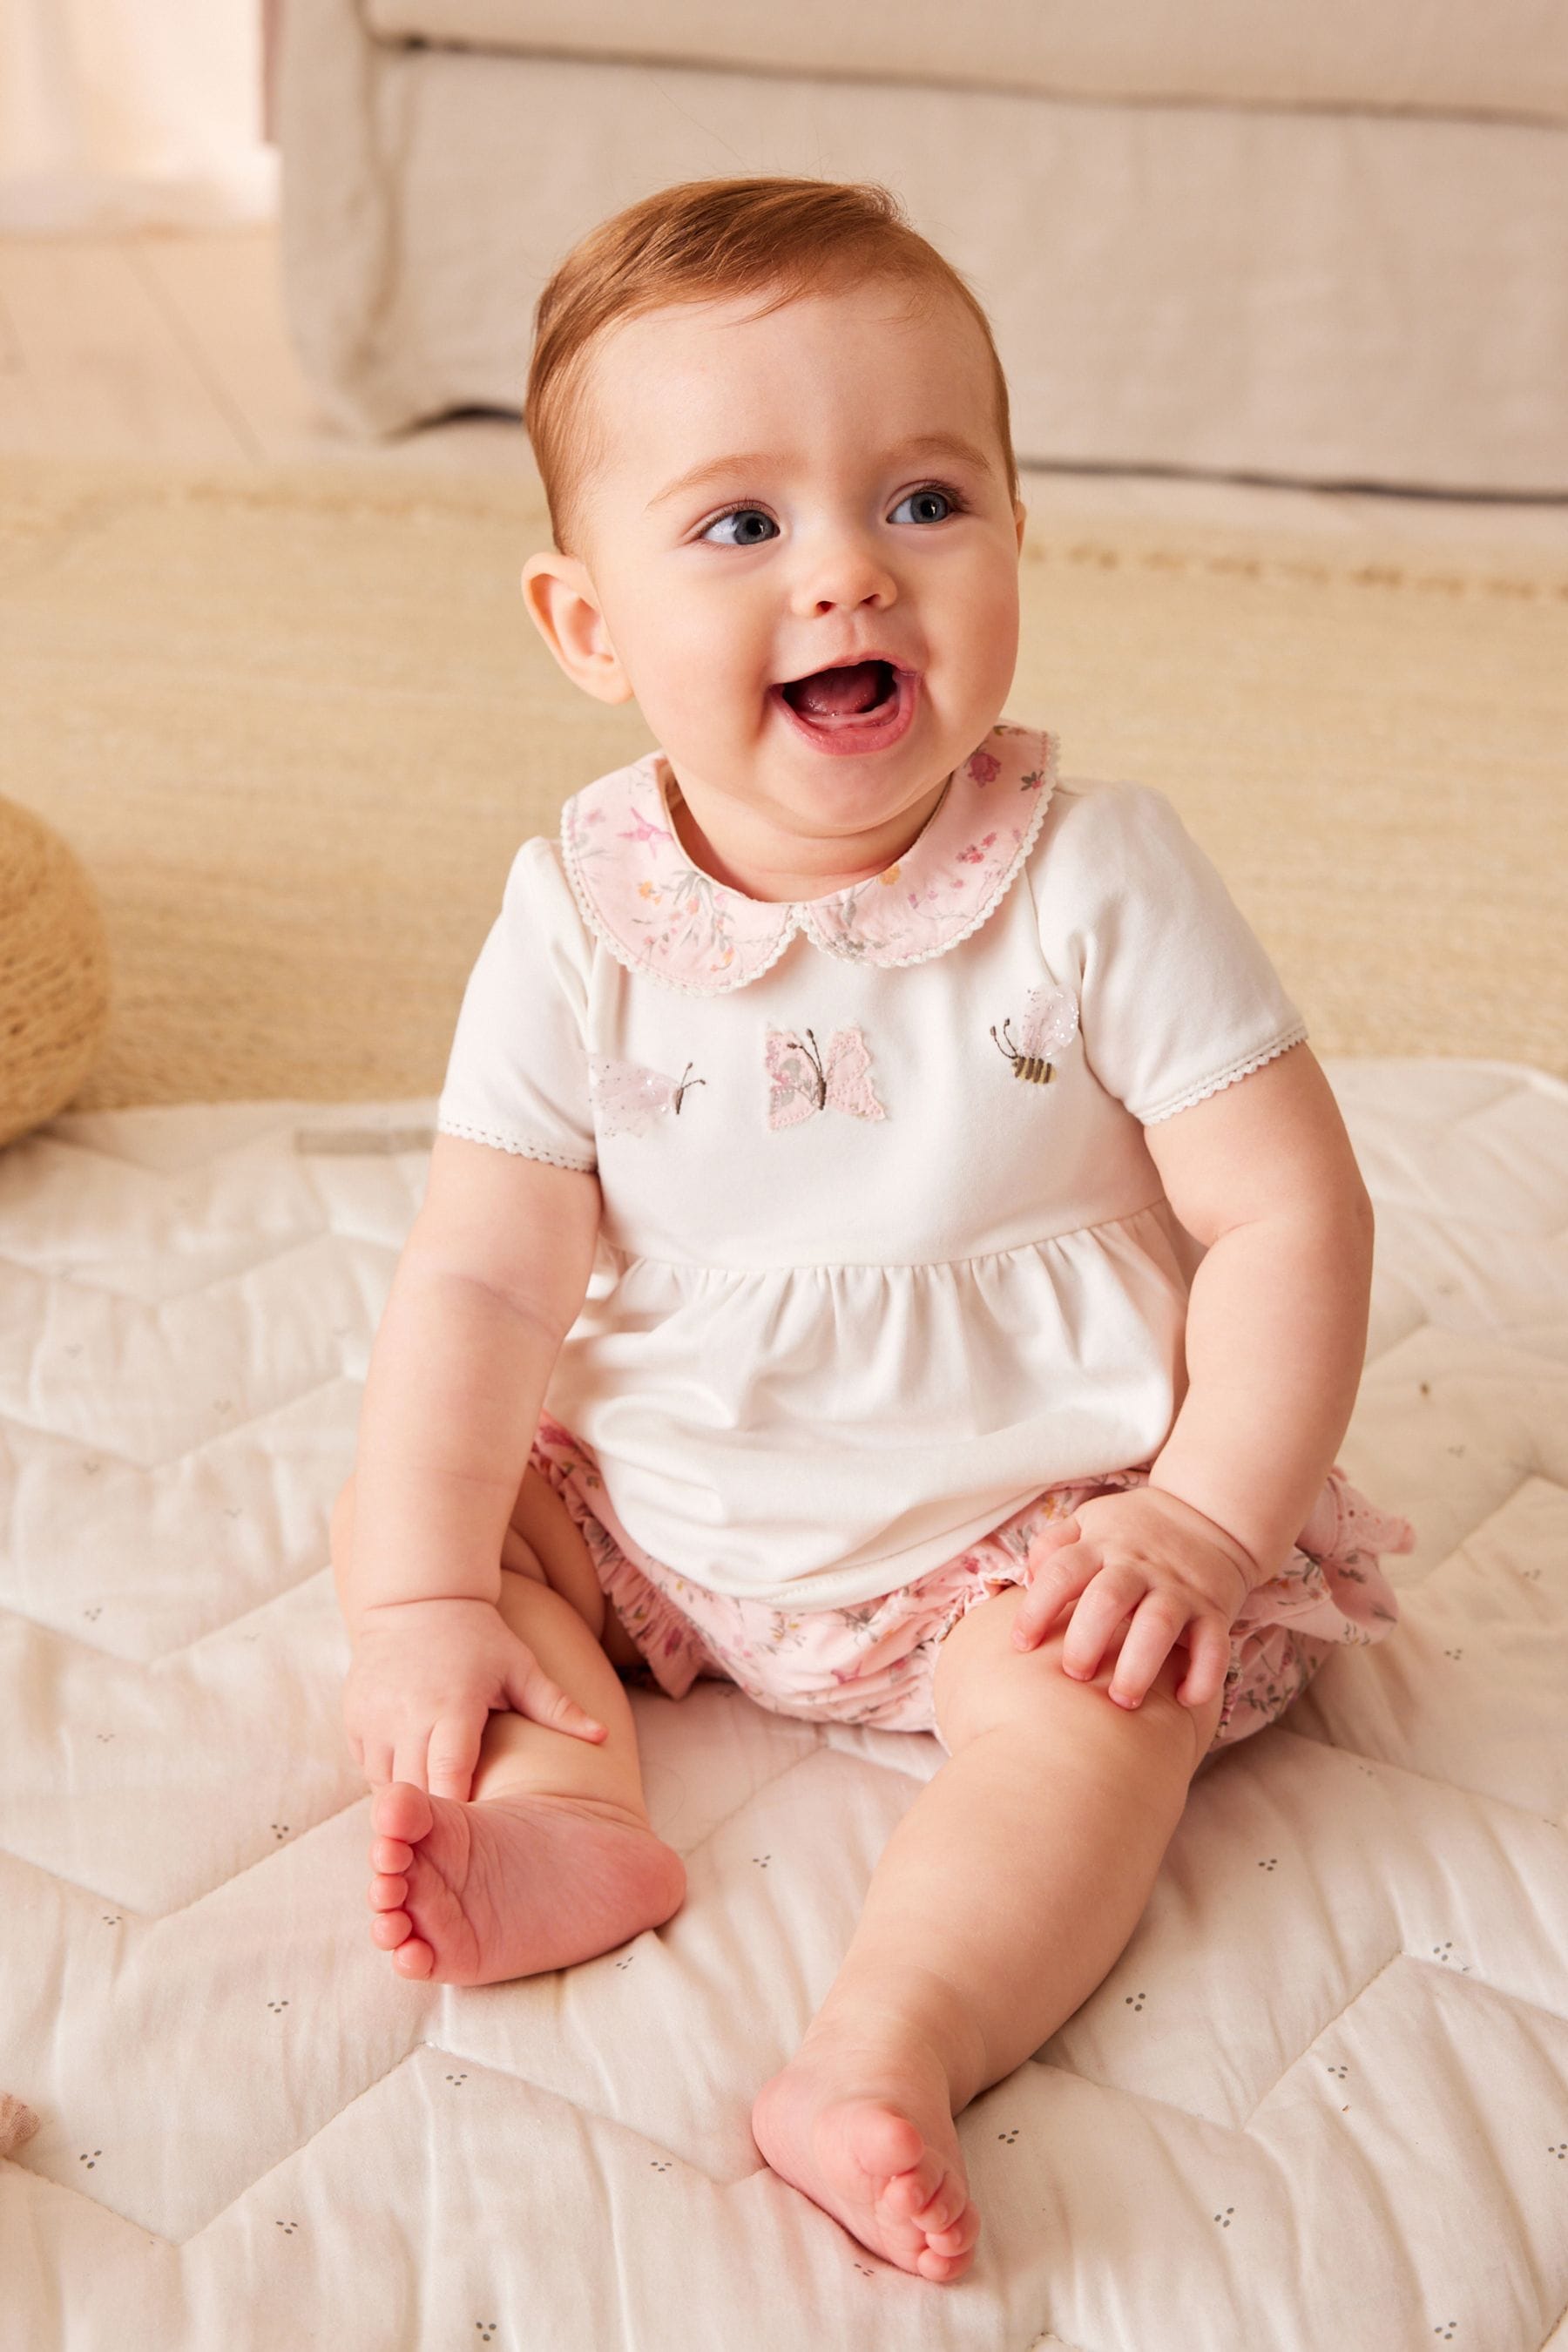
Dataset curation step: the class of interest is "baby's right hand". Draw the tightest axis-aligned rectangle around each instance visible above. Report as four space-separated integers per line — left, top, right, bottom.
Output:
341 1595 606 1802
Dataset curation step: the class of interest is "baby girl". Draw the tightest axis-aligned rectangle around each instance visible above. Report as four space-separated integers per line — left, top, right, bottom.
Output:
330 175 1413 2285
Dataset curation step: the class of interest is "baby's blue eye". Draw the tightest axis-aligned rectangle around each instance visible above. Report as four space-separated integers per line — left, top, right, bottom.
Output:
700 485 961 544
891 486 956 525
701 507 778 546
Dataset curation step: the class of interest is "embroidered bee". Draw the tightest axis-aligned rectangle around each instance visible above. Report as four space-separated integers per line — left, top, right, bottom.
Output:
765 1025 887 1128
589 1056 706 1139
990 985 1079 1085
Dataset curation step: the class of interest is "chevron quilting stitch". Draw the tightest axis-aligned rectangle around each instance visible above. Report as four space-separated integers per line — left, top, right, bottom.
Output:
2 1060 1566 2349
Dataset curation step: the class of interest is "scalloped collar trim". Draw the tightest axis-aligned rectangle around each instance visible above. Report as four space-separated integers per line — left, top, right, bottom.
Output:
559 722 1058 996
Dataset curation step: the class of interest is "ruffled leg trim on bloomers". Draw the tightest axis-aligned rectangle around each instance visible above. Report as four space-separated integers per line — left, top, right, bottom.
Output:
977 1459 1411 1758
526 1412 1414 1755
1208 1465 1413 1754
528 1412 722 1700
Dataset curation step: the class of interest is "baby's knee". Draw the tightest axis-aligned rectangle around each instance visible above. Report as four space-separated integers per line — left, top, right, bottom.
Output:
934 1585 1210 1778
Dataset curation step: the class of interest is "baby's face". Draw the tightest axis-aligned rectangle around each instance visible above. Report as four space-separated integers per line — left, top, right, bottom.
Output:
523 280 1026 895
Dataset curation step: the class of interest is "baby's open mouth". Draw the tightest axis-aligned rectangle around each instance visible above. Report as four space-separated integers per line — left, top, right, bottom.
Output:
779 659 899 720
769 656 918 754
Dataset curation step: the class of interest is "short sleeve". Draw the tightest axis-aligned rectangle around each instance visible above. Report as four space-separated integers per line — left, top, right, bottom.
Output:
435 837 598 1171
1038 780 1309 1125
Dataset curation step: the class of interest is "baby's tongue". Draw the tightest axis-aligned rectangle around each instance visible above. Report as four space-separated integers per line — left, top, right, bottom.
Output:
786 659 886 718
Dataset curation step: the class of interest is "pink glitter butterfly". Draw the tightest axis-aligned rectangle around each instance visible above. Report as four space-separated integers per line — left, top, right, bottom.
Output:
590 1055 705 1138
765 1025 887 1129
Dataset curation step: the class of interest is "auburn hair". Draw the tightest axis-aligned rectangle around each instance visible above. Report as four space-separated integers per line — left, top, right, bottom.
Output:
524 175 1018 557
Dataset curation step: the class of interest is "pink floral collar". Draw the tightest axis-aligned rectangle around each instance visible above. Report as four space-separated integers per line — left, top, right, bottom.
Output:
559 720 1058 996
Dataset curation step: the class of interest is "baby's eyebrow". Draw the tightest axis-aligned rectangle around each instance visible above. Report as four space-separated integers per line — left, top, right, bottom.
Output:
645 430 994 512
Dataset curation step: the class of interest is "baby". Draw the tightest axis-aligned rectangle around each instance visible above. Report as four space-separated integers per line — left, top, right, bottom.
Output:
330 175 1414 2285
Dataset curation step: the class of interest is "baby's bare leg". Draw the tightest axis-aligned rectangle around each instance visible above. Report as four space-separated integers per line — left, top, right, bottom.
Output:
751 1585 1224 2284
338 1468 686 1984
471 1470 650 1815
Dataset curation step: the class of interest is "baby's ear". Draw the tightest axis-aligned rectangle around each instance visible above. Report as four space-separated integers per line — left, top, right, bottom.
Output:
519 551 632 704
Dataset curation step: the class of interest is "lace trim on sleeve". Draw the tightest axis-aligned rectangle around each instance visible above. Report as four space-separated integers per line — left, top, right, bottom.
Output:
1137 1025 1309 1125
436 1116 596 1173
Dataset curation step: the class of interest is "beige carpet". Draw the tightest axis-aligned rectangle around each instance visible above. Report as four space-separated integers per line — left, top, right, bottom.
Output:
2 451 1565 1111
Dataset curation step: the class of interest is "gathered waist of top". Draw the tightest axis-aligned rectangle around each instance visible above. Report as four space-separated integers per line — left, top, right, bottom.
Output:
593 1195 1176 1280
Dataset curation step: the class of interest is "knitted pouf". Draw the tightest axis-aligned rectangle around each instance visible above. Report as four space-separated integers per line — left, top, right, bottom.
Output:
0 796 111 1149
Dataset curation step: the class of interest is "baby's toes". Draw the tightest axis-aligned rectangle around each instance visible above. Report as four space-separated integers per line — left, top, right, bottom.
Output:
925 2199 982 2258
372 1781 433 1848
916 2240 976 2283
370 1908 436 1979
368 1869 409 1915
909 2171 972 2240
371 1835 413 1874
370 1905 413 1950
883 2150 950 2223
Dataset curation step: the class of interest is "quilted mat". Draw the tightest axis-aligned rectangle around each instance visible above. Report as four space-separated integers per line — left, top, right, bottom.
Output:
3 1057 1566 2352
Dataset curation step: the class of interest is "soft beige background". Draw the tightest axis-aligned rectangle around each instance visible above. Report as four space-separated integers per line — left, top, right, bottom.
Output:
2 450 1564 1108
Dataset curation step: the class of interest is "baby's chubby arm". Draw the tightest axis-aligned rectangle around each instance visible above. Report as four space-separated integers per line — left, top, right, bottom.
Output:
1013 1044 1376 1712
336 1132 607 1794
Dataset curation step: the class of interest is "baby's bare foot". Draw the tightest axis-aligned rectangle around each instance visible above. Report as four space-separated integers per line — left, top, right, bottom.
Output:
366 1781 686 1985
750 2029 981 2283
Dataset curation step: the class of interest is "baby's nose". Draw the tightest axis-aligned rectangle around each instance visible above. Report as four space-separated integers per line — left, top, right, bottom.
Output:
791 532 897 615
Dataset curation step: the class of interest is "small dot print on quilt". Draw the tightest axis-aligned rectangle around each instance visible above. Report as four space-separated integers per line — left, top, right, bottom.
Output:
3 1065 1565 2350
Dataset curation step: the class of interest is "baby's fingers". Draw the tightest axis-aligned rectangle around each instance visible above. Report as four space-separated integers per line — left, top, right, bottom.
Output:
1176 1617 1233 1711
1105 1598 1188 1709
501 1646 607 1744
1058 1570 1148 1686
391 1731 432 1791
427 1713 482 1802
1012 1553 1092 1651
1025 1516 1079 1569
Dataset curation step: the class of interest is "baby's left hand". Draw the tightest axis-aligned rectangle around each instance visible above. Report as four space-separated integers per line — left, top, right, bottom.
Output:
1011 1487 1259 1713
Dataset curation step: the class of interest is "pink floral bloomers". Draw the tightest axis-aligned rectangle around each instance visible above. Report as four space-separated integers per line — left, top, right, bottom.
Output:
528 1411 1414 1761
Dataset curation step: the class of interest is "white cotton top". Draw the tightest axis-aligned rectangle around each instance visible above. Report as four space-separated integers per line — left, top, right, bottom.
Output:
435 721 1308 1611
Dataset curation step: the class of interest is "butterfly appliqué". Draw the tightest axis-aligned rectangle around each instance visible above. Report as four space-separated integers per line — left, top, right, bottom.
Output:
589 1056 706 1139
765 1026 887 1129
990 985 1079 1085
